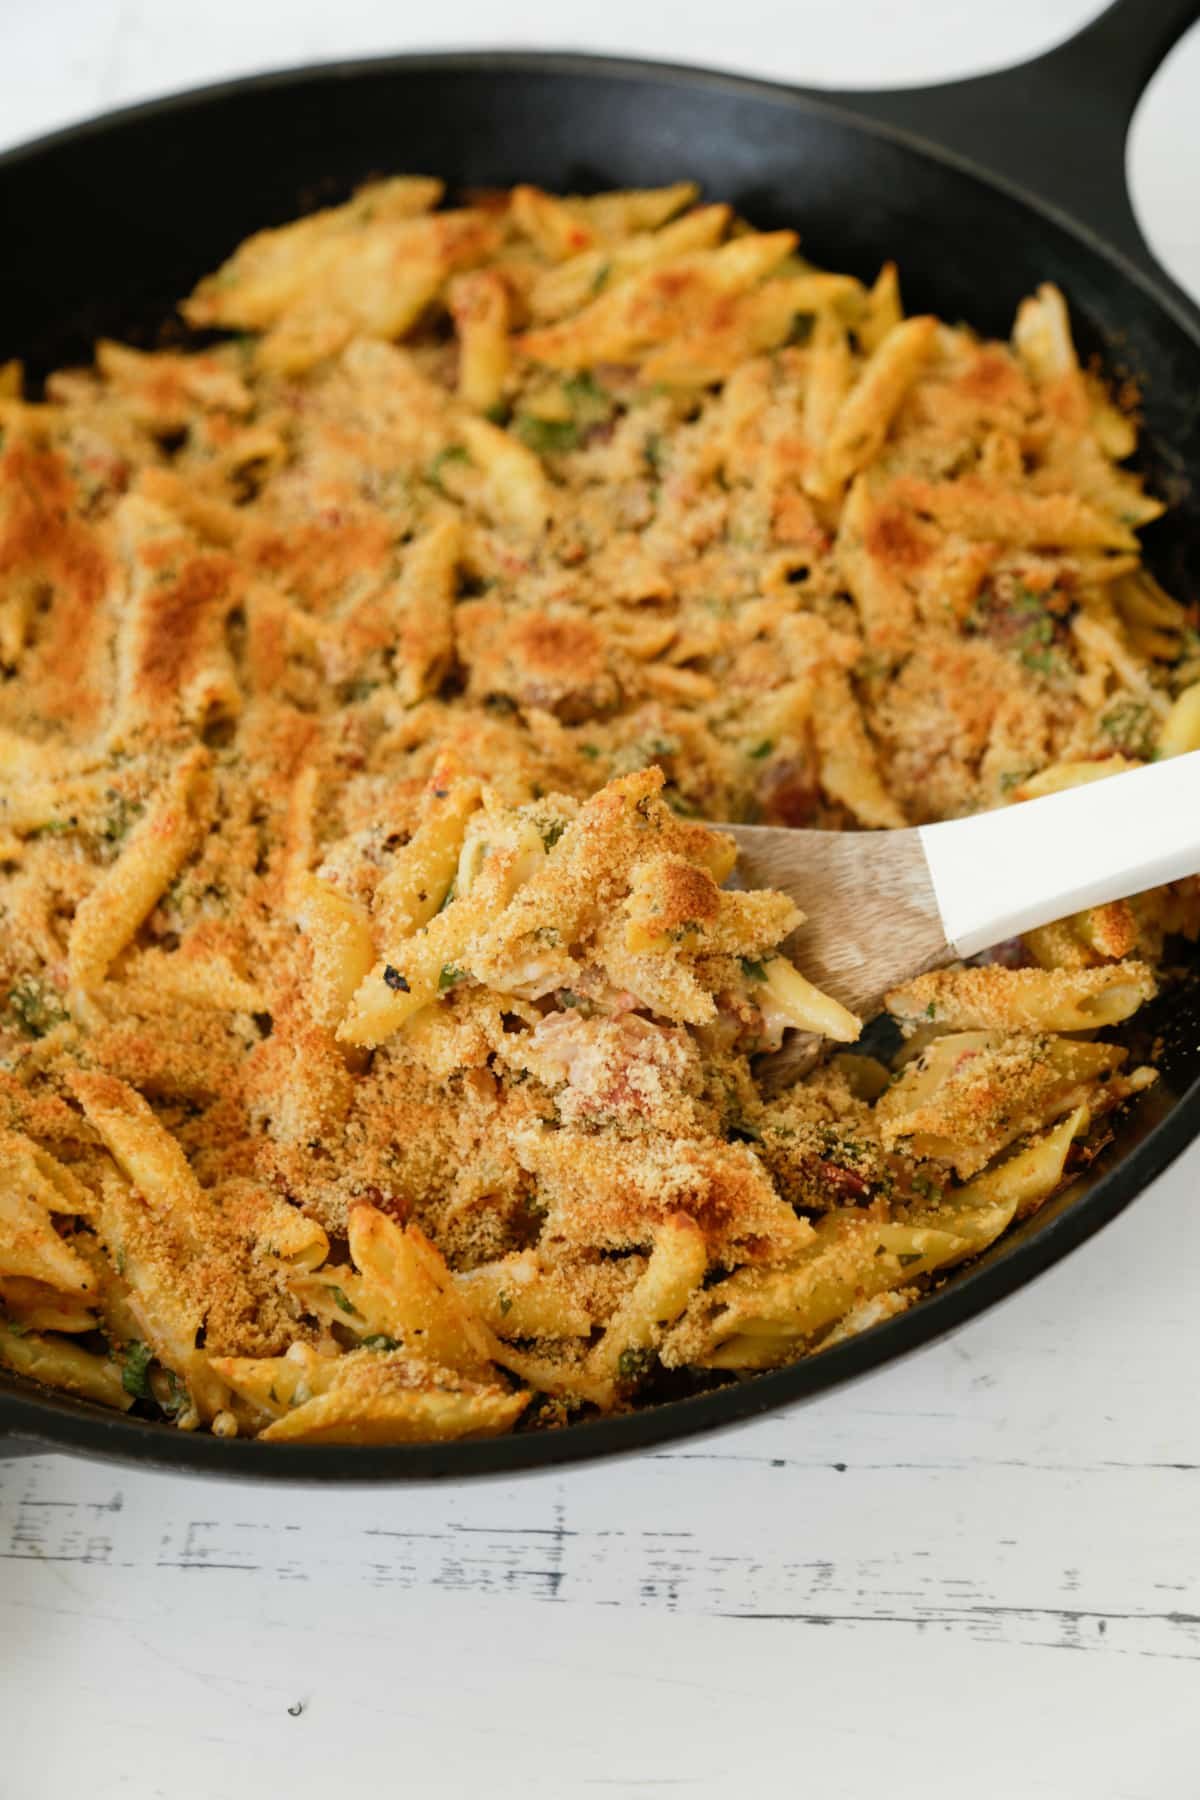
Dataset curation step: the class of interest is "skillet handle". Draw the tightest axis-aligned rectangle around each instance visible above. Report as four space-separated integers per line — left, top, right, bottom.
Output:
819 0 1200 312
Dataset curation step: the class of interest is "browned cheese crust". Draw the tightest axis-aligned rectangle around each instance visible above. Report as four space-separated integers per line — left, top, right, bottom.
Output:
0 179 1195 1439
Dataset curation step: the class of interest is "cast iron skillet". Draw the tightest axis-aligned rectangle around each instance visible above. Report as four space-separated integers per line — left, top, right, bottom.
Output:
2 0 1199 1480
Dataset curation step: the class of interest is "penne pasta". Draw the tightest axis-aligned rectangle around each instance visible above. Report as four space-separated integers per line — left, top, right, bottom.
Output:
0 176 1181 1443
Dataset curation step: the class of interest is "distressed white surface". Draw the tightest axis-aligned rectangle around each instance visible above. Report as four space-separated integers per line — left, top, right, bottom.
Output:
4 5 1200 1796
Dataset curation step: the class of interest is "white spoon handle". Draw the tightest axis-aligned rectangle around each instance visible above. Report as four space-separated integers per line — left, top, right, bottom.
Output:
919 752 1200 959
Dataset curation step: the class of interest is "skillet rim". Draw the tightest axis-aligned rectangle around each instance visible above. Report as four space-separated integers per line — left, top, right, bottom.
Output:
2 46 1199 1481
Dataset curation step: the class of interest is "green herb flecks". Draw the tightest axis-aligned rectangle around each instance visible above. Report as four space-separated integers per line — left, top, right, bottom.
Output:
747 739 774 761
514 415 580 455
910 1172 943 1204
360 1334 402 1351
539 819 567 851
5 976 69 1040
121 1340 154 1400
563 371 609 414
617 1346 655 1382
438 964 465 992
159 1369 191 1420
517 371 614 458
1099 697 1156 760
100 789 142 846
427 443 470 490
1015 611 1058 674
663 786 700 818
669 919 704 943
739 957 769 983
329 1286 360 1318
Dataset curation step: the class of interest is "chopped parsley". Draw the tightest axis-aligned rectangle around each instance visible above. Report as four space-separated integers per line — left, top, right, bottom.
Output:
120 1340 154 1400
383 965 410 993
438 964 465 992
563 371 608 412
159 1369 191 1419
497 1292 513 1317
517 372 613 457
1099 697 1156 759
100 789 141 846
617 1346 655 1382
360 1333 401 1351
910 1173 943 1203
6 976 68 1040
515 415 580 456
747 739 774 760
539 819 567 851
328 1285 360 1317
924 1000 937 1019
590 261 612 296
28 818 75 838
1015 612 1058 673
669 919 704 942
579 742 601 759
427 443 469 489
739 957 769 983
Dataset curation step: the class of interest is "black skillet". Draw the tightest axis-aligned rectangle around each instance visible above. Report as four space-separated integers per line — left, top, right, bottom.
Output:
2 0 1200 1479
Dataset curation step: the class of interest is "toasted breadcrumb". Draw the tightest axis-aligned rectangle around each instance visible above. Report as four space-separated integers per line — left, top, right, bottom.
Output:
0 179 1192 1440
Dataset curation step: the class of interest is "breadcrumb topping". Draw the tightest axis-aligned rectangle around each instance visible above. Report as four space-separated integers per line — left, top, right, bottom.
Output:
0 180 1193 1442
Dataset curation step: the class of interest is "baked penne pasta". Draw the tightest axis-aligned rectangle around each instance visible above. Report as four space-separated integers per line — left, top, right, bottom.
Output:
0 176 1188 1442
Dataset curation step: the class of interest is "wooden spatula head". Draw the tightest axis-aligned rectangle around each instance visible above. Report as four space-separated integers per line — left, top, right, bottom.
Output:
725 824 952 1020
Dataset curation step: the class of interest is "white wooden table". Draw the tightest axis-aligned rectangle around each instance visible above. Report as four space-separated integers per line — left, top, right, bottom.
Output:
4 6 1200 1794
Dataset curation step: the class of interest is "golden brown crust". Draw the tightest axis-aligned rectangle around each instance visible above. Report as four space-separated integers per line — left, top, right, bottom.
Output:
0 178 1190 1440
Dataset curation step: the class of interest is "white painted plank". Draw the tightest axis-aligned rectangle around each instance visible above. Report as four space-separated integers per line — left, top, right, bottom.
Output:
4 4 1200 1794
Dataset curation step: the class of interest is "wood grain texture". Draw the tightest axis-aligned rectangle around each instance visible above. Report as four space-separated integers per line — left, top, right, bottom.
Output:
727 823 948 1017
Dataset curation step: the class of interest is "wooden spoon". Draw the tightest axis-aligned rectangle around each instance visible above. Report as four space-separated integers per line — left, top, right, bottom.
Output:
725 752 1200 1028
